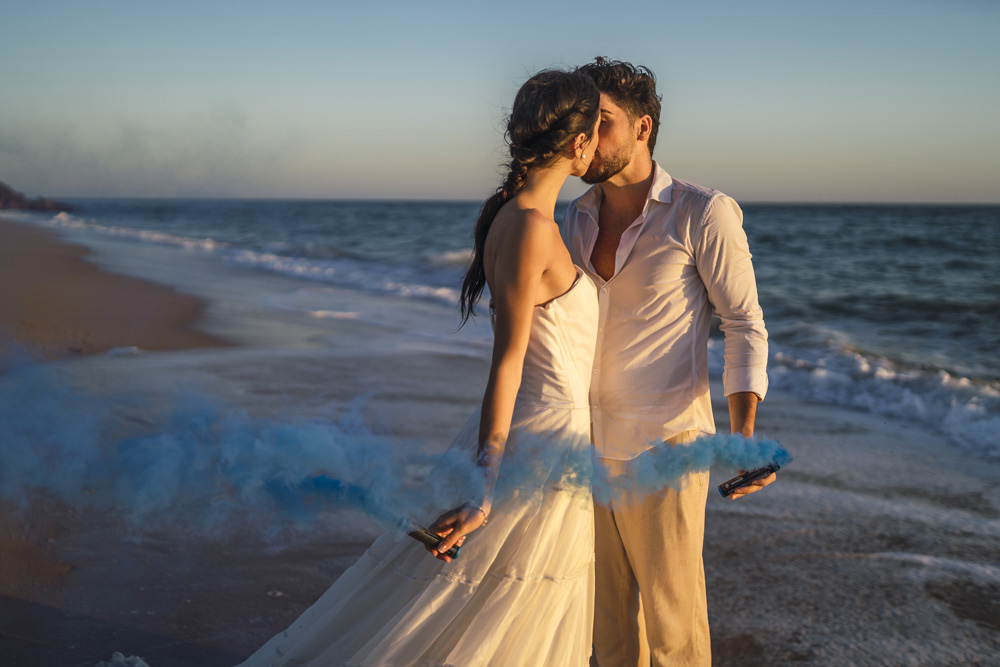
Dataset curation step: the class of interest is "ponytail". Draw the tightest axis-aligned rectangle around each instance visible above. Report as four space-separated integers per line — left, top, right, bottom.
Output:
459 162 529 324
458 69 599 325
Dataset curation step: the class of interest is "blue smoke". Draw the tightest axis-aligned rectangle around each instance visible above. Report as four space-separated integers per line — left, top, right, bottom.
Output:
0 362 790 542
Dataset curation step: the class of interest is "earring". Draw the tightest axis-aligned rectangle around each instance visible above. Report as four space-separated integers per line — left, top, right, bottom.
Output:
581 153 586 159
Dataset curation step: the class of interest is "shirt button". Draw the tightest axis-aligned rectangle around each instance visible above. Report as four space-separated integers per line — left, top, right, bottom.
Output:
601 287 608 294
593 368 599 374
597 327 604 334
592 404 599 410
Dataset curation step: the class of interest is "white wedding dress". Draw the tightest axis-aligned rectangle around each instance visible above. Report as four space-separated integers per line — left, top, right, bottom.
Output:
238 267 598 667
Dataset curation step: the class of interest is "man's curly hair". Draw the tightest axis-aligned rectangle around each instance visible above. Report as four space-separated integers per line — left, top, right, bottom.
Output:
577 57 662 155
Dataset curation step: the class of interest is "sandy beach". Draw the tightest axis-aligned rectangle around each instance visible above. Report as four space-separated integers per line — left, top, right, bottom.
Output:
1 217 998 666
0 220 230 369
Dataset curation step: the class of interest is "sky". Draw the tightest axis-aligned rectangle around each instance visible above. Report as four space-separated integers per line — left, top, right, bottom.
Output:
1 0 998 203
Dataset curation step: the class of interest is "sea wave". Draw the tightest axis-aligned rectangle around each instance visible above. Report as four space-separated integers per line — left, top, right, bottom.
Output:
227 248 461 304
23 210 228 251
21 211 463 307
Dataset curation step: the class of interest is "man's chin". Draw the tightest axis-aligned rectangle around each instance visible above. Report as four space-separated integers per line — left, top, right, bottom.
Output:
582 158 628 184
582 166 614 184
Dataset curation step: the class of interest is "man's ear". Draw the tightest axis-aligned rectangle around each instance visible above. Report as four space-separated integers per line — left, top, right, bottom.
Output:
636 115 653 145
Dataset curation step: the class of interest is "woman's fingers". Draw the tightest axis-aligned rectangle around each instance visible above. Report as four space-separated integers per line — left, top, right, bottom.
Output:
429 534 467 563
434 528 467 559
429 508 485 561
426 523 457 560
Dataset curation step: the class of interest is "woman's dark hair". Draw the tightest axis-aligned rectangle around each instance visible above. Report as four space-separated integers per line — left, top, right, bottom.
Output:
459 70 600 324
577 57 661 155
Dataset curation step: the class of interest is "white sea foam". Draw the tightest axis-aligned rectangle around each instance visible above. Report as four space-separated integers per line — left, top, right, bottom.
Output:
428 248 473 266
308 311 362 320
707 338 1000 459
42 211 227 251
104 346 143 357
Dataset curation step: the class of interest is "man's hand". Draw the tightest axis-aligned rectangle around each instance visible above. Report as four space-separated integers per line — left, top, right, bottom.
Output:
726 469 777 499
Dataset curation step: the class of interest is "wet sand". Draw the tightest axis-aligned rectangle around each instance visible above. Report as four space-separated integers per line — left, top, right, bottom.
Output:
0 219 229 368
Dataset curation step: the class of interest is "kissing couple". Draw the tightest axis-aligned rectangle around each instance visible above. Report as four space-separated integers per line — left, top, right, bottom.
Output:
239 57 774 667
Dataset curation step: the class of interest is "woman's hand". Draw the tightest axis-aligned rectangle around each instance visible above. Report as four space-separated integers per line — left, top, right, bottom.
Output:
426 504 489 562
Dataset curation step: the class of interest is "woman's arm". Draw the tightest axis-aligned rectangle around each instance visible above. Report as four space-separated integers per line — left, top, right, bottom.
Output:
429 212 553 560
476 214 552 501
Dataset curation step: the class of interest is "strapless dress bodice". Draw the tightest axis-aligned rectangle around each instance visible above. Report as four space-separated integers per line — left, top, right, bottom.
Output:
491 266 598 411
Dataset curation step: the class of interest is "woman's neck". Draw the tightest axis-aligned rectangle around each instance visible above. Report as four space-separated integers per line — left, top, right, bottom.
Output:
515 165 570 220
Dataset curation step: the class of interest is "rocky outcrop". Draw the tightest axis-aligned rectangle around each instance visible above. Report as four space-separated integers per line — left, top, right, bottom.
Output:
0 180 76 212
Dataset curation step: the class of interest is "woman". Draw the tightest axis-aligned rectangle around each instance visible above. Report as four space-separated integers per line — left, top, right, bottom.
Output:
239 69 601 666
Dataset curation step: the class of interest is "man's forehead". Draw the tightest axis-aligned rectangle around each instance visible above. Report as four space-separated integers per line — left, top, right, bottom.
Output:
598 93 624 115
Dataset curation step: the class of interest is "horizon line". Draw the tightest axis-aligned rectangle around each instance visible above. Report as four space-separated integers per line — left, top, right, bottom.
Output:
23 195 1000 207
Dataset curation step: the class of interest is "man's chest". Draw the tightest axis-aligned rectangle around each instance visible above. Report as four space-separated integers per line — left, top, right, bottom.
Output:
589 205 645 280
587 212 694 284
590 224 626 281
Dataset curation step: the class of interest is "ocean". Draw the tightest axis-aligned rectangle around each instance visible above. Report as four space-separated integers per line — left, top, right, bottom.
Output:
5 199 999 459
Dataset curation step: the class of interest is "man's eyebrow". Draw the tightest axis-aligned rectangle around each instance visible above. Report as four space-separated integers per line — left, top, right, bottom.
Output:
600 107 615 115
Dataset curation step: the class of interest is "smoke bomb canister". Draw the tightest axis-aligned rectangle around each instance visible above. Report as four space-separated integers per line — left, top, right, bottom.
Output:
718 463 780 497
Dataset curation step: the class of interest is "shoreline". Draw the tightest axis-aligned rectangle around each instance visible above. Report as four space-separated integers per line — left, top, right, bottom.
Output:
0 218 231 369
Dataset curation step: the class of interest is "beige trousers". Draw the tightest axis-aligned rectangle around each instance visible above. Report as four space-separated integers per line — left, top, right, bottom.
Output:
592 431 711 667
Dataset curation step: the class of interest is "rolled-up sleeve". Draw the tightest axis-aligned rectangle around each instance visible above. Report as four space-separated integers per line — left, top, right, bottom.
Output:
695 195 769 400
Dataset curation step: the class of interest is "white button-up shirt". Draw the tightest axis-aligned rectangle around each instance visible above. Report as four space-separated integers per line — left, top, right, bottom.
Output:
563 163 768 460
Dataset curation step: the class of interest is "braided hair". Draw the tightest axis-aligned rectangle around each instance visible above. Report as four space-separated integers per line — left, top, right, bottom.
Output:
459 70 599 324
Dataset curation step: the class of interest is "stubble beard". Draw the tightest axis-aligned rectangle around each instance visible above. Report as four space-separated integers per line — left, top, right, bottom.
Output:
582 145 631 184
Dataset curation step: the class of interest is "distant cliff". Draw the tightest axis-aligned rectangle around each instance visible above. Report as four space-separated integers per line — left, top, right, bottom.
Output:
0 180 76 212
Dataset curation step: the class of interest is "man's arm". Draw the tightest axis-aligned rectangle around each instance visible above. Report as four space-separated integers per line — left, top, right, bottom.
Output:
694 195 775 498
728 391 758 438
726 391 775 498
694 194 769 403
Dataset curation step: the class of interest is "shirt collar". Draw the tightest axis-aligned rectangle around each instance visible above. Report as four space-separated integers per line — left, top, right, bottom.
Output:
575 181 603 220
574 161 675 222
649 161 674 205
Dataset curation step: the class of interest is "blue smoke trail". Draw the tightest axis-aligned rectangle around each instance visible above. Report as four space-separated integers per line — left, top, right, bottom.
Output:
593 432 792 505
0 362 791 542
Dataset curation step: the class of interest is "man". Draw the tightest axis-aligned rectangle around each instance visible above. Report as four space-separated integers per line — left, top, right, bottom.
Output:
563 58 776 666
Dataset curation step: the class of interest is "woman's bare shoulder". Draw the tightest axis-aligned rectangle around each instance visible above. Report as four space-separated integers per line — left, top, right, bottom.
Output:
491 205 558 242
485 205 558 276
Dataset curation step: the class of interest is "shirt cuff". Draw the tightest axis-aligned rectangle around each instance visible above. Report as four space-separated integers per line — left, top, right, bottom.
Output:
722 368 769 402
